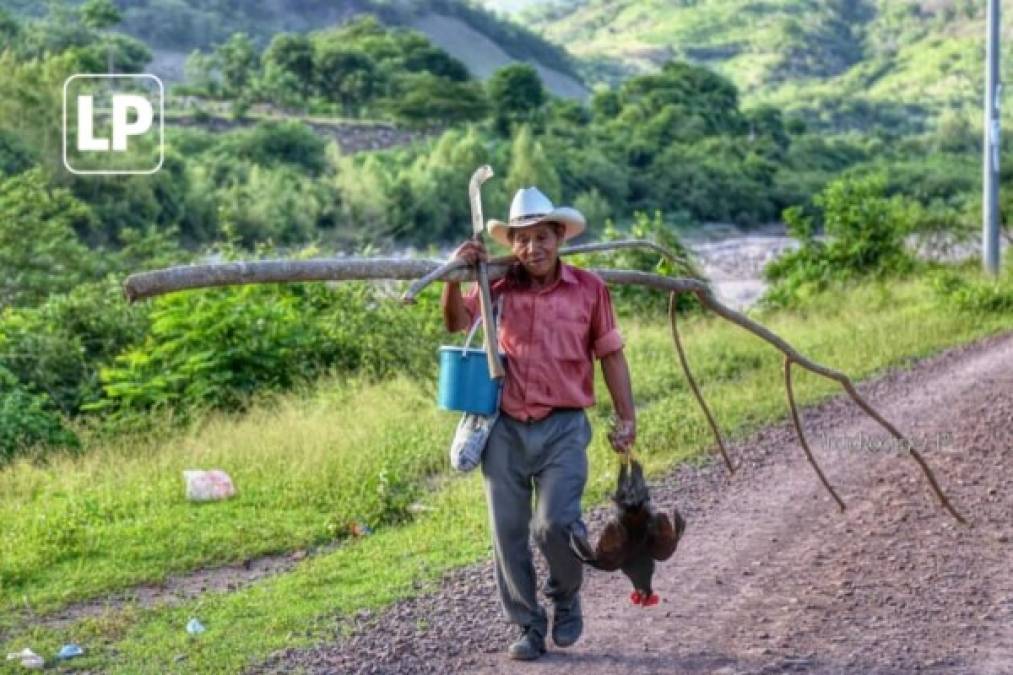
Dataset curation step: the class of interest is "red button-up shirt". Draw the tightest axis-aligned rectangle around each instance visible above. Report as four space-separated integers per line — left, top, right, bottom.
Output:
462 262 625 422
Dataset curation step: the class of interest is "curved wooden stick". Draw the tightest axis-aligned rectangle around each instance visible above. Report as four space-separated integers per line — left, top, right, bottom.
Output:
667 292 736 474
784 356 846 511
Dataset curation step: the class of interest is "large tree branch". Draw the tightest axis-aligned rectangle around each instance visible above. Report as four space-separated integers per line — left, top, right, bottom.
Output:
122 247 707 303
120 243 967 524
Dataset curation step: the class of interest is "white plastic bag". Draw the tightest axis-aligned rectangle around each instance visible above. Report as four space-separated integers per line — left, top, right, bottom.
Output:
183 469 236 502
6 648 44 670
449 411 499 472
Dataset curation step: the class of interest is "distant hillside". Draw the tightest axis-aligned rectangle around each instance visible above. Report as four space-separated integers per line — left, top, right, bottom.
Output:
523 0 1013 132
0 0 588 99
478 0 541 14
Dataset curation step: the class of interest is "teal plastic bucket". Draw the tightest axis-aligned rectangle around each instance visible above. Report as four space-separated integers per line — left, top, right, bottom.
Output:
437 347 503 415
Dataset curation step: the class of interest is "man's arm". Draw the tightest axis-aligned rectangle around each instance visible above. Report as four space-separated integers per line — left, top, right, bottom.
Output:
442 281 472 333
441 239 486 332
601 348 636 452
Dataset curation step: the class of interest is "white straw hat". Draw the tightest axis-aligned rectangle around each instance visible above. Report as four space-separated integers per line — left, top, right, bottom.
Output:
487 186 586 247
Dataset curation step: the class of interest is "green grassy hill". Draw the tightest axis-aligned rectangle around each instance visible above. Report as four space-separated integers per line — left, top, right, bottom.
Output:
523 0 1012 132
0 0 588 99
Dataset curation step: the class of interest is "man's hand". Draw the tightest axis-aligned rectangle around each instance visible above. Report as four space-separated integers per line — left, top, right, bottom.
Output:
601 349 636 454
451 239 487 266
442 239 489 332
608 418 636 454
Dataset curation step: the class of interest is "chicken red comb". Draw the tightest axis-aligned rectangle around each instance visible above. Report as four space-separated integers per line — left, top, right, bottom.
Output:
630 591 642 605
642 593 660 607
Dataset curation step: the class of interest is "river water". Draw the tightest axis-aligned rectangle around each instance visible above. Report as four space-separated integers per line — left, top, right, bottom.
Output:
681 223 797 310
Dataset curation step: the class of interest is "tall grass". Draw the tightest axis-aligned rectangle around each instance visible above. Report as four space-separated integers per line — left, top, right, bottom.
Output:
0 377 449 613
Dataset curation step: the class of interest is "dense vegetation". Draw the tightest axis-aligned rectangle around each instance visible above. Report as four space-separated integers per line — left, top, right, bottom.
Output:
523 0 1009 134
180 16 488 124
0 0 581 82
0 0 1010 467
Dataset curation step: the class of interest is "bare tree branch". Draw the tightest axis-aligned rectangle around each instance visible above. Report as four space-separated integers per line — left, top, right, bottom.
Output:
120 242 968 524
667 291 736 474
123 250 708 304
688 285 967 524
784 356 846 512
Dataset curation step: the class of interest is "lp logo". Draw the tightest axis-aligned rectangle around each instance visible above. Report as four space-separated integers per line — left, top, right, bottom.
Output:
63 74 164 175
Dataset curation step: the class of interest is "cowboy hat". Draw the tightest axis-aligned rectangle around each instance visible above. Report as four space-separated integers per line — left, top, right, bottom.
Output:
487 186 586 247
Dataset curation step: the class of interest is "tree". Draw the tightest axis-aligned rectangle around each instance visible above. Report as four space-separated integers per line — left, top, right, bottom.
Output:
314 45 379 113
505 124 561 201
0 52 78 173
0 275 150 422
215 120 328 175
487 63 546 136
70 33 152 74
590 86 620 120
215 33 258 101
396 126 494 242
80 0 121 31
382 74 487 128
618 61 743 138
743 105 790 155
16 2 91 60
0 9 19 47
399 37 469 81
0 169 96 308
262 33 314 103
0 129 34 176
80 0 123 73
184 49 220 97
763 172 917 306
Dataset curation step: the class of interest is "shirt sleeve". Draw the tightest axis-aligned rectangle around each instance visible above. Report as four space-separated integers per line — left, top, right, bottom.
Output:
590 280 624 359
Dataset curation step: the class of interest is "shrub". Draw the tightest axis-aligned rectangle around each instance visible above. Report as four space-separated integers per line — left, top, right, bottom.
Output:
0 169 97 307
380 73 488 128
932 265 1013 313
86 268 446 429
0 128 34 176
0 277 150 415
487 64 546 136
762 172 919 307
211 120 328 175
0 366 79 464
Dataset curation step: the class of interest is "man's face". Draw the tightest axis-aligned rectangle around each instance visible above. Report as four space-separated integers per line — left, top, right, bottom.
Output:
510 222 563 279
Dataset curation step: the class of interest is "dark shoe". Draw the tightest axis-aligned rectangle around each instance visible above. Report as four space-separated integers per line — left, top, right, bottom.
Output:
508 627 546 661
552 595 583 648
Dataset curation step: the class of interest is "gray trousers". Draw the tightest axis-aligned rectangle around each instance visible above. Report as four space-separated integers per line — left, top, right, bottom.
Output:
480 408 592 637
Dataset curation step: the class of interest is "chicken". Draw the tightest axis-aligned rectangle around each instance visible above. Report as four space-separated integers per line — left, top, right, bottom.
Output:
569 458 686 606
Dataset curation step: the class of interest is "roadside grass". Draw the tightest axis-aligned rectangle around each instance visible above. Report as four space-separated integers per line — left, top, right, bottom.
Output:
2 270 1012 672
0 377 451 616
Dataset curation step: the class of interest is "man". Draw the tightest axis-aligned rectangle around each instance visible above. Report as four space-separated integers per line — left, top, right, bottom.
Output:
442 186 636 660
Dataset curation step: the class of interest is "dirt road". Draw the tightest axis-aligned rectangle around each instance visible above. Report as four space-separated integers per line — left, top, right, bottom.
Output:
266 330 1013 674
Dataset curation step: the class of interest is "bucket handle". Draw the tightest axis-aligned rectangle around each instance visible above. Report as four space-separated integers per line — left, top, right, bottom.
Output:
463 294 504 353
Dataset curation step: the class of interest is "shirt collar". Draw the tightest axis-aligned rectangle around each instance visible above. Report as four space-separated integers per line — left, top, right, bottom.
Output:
559 262 578 286
506 260 577 290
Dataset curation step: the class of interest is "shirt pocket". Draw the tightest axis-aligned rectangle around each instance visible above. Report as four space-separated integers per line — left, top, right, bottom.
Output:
548 320 591 363
554 301 590 325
